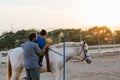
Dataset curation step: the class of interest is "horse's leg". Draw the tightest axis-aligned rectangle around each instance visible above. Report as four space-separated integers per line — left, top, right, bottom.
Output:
11 67 23 80
52 70 59 80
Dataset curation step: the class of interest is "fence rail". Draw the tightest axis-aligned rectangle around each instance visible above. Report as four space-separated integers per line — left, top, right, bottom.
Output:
89 44 120 54
0 51 8 56
0 44 120 56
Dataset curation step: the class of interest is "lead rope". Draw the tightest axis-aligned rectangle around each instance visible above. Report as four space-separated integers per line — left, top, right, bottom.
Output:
45 47 51 72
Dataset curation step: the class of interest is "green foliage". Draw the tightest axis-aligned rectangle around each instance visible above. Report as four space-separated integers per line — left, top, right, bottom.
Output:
88 26 112 45
14 29 38 47
0 31 15 50
0 26 120 50
115 30 120 44
47 28 82 44
0 29 38 50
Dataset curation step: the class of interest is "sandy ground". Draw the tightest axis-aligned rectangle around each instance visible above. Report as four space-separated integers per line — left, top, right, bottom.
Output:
0 53 120 80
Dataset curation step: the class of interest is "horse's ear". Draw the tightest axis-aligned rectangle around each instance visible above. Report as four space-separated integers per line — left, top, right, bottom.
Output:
83 40 88 47
80 40 84 45
83 41 86 45
80 40 86 44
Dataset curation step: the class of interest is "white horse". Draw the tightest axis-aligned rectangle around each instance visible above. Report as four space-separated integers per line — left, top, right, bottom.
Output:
7 41 92 80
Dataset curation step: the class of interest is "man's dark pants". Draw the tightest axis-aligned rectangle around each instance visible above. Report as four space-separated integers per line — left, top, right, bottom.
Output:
26 68 40 80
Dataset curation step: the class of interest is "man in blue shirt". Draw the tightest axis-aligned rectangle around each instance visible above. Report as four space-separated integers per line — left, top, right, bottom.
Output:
23 32 49 80
36 29 47 66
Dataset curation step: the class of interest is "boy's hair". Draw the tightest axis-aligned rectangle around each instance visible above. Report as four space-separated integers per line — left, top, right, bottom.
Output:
29 32 36 41
40 29 47 36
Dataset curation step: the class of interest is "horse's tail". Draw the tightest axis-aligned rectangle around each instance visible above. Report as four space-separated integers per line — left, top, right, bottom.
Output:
7 49 13 80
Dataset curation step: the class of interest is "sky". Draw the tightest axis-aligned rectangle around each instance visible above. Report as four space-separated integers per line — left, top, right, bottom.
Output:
0 0 120 34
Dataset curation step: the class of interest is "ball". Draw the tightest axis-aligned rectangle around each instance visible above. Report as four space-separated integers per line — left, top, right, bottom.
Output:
46 38 52 44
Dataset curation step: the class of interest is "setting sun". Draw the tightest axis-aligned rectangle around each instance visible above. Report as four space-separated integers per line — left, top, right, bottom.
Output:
0 0 120 34
81 0 120 27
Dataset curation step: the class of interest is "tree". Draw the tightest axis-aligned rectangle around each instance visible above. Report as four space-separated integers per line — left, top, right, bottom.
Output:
0 31 15 50
0 29 38 50
88 26 112 45
48 28 83 43
114 30 120 44
14 29 38 47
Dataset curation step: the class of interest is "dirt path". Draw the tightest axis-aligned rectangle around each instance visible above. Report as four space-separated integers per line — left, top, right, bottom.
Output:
0 53 120 80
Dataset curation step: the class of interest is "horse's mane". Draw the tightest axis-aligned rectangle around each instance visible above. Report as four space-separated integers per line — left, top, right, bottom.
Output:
50 42 82 48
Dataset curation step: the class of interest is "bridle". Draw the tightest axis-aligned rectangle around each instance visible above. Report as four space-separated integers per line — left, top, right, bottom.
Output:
49 43 89 62
49 45 85 57
48 42 92 64
76 44 90 61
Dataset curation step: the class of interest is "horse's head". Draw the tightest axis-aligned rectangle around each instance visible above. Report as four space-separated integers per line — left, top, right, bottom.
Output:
76 41 92 64
50 41 92 64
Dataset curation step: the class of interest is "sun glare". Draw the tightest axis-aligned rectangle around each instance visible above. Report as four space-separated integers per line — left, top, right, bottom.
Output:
0 0 120 34
82 0 120 29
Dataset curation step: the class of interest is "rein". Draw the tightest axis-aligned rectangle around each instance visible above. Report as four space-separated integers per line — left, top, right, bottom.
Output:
49 45 85 57
49 44 89 62
49 46 84 57
49 48 63 56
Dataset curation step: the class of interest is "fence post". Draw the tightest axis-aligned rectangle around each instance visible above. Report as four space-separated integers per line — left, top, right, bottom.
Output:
62 33 66 80
59 32 66 80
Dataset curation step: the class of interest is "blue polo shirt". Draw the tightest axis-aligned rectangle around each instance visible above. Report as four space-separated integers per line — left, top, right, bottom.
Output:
36 35 46 49
23 41 41 69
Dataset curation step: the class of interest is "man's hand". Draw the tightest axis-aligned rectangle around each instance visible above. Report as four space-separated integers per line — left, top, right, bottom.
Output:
44 43 50 49
40 44 50 56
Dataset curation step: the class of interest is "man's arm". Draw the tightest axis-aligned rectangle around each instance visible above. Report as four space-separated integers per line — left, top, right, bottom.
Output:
39 44 49 56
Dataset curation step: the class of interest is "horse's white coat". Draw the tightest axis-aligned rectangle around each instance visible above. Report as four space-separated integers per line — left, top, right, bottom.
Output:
7 42 91 80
